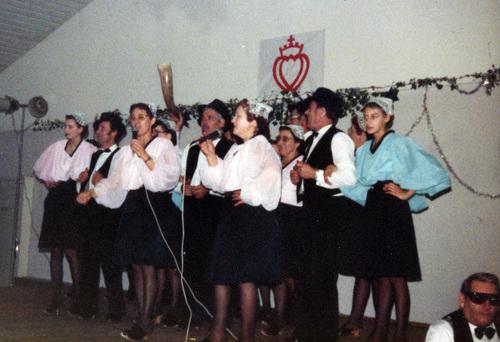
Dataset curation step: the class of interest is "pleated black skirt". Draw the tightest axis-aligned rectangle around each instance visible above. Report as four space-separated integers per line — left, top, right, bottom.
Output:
38 180 80 250
206 203 281 285
340 182 422 281
113 187 181 269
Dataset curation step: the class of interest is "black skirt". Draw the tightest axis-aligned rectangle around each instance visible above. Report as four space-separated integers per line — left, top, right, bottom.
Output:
38 180 80 250
206 203 281 285
113 188 181 269
341 182 422 281
277 203 307 279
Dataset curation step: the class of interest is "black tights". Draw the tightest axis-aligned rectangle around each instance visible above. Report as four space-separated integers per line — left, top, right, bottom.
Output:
343 277 377 329
132 264 158 330
271 277 295 323
211 283 257 342
372 277 410 341
49 248 80 307
153 268 181 317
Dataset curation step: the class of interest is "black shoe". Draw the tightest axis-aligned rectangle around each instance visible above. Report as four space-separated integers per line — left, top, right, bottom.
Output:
68 303 82 317
120 324 148 341
43 302 61 316
177 316 202 330
285 337 307 342
260 317 285 336
161 312 178 327
126 288 135 301
257 307 273 326
80 312 97 320
106 312 124 322
201 335 228 342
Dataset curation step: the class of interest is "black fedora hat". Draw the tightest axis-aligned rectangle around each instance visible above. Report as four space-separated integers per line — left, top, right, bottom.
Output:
306 87 345 119
197 99 231 124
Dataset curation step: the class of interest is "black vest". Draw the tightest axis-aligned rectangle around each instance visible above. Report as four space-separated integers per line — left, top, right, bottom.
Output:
185 137 233 180
443 309 499 342
303 126 342 206
80 148 120 192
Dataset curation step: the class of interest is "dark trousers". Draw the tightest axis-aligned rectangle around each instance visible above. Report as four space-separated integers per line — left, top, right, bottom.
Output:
80 249 125 316
294 196 355 342
78 200 125 317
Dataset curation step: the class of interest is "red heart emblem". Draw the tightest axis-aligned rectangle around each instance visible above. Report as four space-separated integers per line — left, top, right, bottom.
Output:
272 35 310 93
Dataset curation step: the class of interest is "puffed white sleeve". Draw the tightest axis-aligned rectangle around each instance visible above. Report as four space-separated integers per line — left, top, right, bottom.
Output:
33 141 60 181
69 142 98 180
180 144 189 176
94 149 129 209
239 138 282 211
139 138 181 192
198 154 225 193
425 320 454 342
315 132 356 189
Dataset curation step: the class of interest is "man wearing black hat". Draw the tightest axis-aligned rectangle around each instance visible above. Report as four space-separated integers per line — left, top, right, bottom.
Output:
170 99 233 326
290 87 357 341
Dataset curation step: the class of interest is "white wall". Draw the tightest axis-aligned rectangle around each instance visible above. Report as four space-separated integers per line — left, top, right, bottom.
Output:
0 0 499 324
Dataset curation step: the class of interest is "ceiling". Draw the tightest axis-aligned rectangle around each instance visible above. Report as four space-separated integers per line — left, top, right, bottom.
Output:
0 0 94 73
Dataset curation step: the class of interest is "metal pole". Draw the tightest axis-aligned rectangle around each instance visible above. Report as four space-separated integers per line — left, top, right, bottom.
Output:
10 106 26 286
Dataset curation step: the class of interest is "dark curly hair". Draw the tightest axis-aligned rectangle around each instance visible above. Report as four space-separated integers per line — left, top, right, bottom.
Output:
97 111 126 144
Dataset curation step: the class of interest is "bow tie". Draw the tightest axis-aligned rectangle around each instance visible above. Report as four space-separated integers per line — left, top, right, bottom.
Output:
100 148 111 153
475 326 496 339
312 131 319 138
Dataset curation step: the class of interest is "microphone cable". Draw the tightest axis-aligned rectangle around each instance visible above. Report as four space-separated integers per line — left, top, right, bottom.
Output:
143 140 238 341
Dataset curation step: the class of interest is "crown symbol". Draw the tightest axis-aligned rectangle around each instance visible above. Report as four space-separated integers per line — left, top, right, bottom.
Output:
279 35 304 57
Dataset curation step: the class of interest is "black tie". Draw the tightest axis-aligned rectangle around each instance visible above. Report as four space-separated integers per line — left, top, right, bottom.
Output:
297 131 319 202
304 131 318 159
94 148 110 159
475 326 496 339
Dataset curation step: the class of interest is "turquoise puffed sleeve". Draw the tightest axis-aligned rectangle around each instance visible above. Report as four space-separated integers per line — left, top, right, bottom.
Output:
341 133 450 212
390 135 450 211
341 142 371 206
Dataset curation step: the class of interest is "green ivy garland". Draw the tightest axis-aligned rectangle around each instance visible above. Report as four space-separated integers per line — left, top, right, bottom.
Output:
32 65 498 131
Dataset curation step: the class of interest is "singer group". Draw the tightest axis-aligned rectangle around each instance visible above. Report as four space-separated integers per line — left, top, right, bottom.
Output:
32 87 452 342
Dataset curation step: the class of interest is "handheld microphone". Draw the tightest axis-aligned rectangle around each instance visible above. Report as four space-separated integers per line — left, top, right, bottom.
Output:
191 129 221 145
130 128 138 156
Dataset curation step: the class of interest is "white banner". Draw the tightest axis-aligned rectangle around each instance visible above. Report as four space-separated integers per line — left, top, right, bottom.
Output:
258 30 325 98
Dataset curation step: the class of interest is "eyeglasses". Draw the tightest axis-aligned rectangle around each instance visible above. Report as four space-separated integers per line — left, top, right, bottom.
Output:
465 291 499 306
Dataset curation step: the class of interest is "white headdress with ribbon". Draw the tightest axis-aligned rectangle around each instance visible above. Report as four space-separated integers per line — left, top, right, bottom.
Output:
68 112 87 126
148 102 158 117
249 101 273 120
363 97 394 116
285 124 305 140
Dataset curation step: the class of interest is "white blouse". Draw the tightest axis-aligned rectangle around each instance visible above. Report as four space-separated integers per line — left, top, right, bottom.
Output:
94 137 181 209
199 135 281 211
280 155 303 207
33 139 97 182
306 124 356 190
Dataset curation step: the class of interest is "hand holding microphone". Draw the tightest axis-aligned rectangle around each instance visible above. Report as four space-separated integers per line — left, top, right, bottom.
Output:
130 128 151 163
198 130 221 167
191 129 221 145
